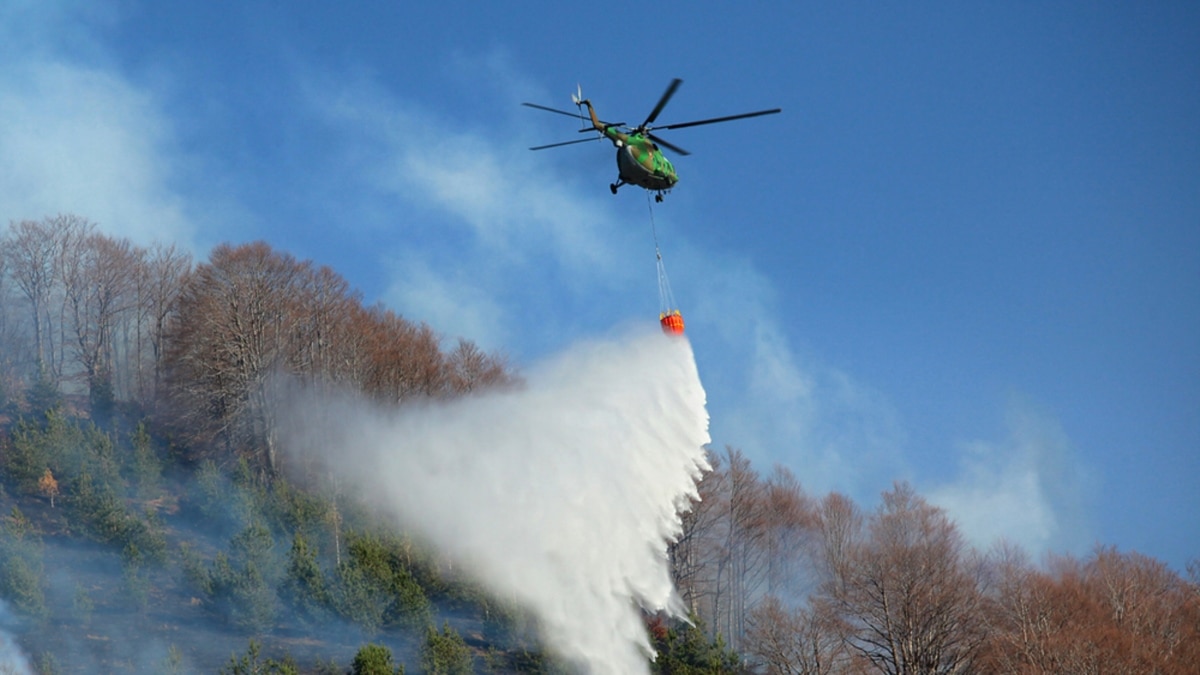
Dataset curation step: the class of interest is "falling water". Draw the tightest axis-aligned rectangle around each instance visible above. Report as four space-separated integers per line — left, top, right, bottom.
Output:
281 325 710 673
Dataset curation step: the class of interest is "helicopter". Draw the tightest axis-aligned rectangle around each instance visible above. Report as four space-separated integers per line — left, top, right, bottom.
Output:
523 79 781 201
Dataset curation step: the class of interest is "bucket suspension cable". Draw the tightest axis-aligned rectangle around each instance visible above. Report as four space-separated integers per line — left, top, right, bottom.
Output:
656 246 677 317
648 193 685 335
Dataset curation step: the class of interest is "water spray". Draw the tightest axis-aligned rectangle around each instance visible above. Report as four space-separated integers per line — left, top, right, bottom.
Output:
281 328 710 674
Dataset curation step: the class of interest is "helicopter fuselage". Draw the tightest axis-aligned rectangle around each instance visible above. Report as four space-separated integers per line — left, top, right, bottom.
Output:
613 133 678 192
524 81 778 200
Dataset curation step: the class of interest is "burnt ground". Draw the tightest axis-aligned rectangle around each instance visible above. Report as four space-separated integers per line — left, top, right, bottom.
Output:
0 489 461 674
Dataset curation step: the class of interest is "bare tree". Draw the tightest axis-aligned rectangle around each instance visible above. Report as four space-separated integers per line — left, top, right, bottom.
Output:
824 482 985 674
981 545 1200 674
816 492 864 592
287 263 357 387
165 241 307 471
48 215 95 384
0 241 27 397
162 240 512 473
675 446 773 650
2 215 101 398
133 242 192 407
671 448 727 617
1087 545 1199 668
720 446 769 650
60 231 140 409
446 338 511 394
762 466 819 597
747 595 851 675
5 218 63 375
357 306 448 403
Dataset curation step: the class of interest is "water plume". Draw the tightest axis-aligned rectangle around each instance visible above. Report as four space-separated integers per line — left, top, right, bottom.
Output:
281 326 710 673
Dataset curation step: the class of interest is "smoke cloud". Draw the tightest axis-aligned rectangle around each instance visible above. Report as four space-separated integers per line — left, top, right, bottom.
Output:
928 398 1095 558
281 326 711 674
0 600 33 675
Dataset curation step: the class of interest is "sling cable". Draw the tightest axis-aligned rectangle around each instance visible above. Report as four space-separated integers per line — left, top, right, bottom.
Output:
648 193 684 336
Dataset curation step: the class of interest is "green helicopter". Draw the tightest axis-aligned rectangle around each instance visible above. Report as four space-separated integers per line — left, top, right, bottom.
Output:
524 79 781 202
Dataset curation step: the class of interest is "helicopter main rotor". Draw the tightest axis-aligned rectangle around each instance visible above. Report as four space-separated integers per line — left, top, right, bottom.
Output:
641 78 683 131
524 78 780 156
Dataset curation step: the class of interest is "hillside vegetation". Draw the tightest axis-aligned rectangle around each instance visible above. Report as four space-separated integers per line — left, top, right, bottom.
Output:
2 215 1198 674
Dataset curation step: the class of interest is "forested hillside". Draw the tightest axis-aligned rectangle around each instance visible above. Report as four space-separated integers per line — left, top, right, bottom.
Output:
676 449 1200 673
2 215 1198 674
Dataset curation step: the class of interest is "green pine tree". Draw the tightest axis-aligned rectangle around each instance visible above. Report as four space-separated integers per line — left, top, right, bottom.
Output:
420 622 473 675
280 532 329 623
351 643 404 675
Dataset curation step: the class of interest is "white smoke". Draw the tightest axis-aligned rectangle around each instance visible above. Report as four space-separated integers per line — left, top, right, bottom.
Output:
0 600 33 675
281 326 711 674
928 398 1095 558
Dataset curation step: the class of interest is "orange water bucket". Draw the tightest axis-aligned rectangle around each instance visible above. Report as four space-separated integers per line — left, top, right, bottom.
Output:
660 310 685 335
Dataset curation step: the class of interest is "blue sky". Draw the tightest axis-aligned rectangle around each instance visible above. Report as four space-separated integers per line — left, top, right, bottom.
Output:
2 1 1197 571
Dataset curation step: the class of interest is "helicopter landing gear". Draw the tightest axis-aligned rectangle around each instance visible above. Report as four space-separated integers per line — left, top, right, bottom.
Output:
610 183 619 195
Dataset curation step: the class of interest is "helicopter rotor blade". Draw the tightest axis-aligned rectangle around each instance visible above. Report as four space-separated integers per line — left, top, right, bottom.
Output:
522 102 585 119
529 137 601 151
641 78 683 129
650 108 782 132
577 121 625 133
647 132 691 156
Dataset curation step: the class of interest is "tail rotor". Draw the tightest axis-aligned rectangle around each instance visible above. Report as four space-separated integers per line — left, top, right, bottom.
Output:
571 84 595 137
